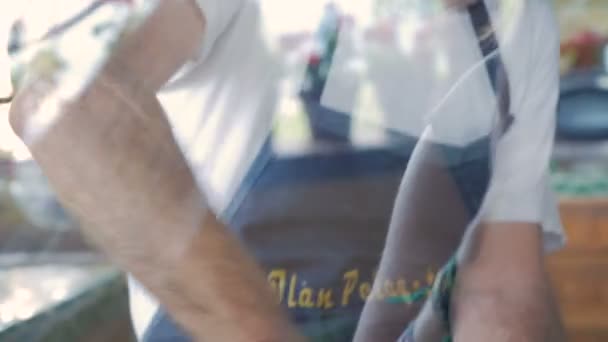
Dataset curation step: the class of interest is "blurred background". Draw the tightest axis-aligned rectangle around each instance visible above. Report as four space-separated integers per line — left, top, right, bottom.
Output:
2 0 608 341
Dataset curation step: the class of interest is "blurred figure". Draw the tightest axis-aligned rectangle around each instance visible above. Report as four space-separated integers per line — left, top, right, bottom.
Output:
300 2 352 144
7 0 565 341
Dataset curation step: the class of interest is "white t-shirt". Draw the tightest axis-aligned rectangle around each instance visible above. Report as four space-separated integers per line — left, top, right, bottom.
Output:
129 0 565 338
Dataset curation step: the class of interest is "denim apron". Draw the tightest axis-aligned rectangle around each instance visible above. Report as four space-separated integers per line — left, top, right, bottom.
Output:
142 137 491 342
143 2 509 341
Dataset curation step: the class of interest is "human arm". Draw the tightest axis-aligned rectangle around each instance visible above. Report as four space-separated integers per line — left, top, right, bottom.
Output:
442 222 565 342
446 1 566 339
355 1 565 341
8 1 301 340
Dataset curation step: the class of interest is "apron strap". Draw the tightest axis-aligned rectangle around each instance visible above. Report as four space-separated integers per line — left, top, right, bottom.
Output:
467 1 514 136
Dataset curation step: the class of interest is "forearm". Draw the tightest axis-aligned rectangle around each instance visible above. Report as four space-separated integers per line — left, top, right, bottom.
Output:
451 222 566 342
66 79 301 342
12 72 298 341
451 280 564 342
102 6 301 338
129 212 302 342
354 139 470 341
9 3 301 338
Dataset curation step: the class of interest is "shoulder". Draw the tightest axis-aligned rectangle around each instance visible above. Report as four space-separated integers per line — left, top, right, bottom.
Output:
518 0 559 49
496 0 559 90
495 0 558 44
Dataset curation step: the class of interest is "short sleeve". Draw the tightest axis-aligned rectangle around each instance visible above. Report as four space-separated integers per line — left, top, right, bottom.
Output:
481 1 565 252
192 0 245 61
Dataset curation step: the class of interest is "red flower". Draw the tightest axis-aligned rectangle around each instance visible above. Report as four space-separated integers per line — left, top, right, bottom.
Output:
308 53 322 66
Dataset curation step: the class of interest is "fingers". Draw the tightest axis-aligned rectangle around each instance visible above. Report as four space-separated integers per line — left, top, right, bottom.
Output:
0 95 12 104
8 73 57 143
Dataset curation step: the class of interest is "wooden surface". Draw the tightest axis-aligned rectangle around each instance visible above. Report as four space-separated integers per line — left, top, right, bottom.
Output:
487 2 608 338
549 199 608 342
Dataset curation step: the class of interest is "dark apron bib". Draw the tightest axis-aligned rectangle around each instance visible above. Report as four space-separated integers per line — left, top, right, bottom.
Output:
143 2 505 340
143 136 491 342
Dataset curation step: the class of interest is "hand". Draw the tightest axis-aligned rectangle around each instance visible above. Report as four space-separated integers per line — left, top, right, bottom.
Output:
7 0 207 268
9 63 206 268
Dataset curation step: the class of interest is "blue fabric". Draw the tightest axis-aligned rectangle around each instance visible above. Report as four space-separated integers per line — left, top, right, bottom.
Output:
143 310 191 342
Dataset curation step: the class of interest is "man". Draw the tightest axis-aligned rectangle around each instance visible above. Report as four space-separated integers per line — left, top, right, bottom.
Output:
8 0 565 341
